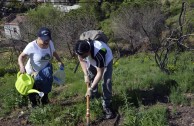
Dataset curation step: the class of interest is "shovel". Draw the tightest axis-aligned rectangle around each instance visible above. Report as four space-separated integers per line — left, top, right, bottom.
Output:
86 82 90 126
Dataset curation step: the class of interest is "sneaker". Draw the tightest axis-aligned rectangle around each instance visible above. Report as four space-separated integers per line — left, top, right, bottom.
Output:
103 107 115 119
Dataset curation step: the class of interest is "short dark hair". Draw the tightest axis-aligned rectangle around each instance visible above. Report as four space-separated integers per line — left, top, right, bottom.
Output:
74 40 90 55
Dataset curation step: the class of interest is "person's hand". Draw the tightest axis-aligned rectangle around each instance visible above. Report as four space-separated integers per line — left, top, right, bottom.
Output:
20 66 26 74
85 87 92 97
58 62 64 68
84 75 90 83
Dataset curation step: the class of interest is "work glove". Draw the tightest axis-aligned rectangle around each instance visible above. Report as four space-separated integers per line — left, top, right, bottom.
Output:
85 87 93 97
58 62 64 69
84 75 90 83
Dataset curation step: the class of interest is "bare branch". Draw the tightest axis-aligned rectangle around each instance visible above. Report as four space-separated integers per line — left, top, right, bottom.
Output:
179 2 186 36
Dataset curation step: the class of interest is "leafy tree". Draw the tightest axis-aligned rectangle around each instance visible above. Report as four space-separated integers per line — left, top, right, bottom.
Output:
111 4 165 54
56 8 98 57
19 4 64 47
20 4 97 57
111 1 194 74
79 0 103 21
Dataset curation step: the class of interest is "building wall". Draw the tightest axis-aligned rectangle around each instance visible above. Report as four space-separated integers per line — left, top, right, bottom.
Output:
50 0 69 5
4 24 21 40
53 4 80 12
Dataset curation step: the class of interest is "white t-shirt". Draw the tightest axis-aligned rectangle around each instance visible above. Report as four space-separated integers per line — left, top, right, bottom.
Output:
86 40 113 68
23 40 55 74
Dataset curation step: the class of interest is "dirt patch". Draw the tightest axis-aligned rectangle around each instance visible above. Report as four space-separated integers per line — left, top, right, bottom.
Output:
0 108 31 126
1 104 194 126
168 105 194 126
1 92 194 126
90 113 121 126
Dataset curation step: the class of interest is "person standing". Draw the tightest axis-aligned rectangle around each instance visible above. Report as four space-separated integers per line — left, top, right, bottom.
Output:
74 39 115 119
18 27 64 107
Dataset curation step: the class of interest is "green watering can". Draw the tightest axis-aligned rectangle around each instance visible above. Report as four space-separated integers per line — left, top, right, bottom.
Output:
15 72 44 97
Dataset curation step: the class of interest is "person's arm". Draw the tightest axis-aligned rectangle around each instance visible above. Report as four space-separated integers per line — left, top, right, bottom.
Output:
90 49 106 89
78 56 88 76
18 52 27 73
78 56 90 83
90 67 104 89
53 51 64 67
85 66 104 97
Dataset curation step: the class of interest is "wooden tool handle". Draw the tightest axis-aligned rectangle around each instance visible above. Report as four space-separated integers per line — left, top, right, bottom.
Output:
86 82 90 126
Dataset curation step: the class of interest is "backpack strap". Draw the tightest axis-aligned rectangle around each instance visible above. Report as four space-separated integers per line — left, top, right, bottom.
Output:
48 42 53 61
88 40 95 59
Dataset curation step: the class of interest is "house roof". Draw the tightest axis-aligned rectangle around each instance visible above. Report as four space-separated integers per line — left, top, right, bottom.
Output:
4 14 26 25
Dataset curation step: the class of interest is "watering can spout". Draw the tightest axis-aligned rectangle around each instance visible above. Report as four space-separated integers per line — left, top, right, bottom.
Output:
27 89 44 97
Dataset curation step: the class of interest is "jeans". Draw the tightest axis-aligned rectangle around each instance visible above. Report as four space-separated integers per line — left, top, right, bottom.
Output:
88 60 113 108
29 63 53 107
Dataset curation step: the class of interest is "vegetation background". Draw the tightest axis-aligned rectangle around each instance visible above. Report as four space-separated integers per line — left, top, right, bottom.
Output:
0 0 194 125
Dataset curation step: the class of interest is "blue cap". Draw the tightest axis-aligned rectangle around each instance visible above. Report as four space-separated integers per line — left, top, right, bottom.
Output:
37 27 51 41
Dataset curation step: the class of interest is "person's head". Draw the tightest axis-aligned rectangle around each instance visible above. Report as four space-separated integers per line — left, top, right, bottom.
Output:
37 27 51 45
74 40 90 59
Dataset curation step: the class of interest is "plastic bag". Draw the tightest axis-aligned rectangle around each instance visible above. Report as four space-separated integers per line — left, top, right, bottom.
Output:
53 65 65 85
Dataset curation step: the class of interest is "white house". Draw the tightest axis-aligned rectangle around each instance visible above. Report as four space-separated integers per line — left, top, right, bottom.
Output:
36 0 49 2
53 4 81 12
16 0 25 2
50 0 69 4
4 15 25 40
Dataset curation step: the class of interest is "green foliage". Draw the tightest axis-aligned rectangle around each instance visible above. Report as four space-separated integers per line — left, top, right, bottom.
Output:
0 68 17 77
25 4 64 40
138 105 168 126
6 0 24 9
121 104 168 126
0 51 193 125
0 54 18 77
162 0 182 15
29 104 80 125
79 0 121 21
0 74 26 116
164 0 194 34
169 52 194 92
113 53 167 90
121 0 160 6
29 105 53 124
122 106 138 126
1 1 194 125
27 4 63 27
100 19 113 38
169 87 189 105
112 51 193 115
79 0 103 21
101 2 112 18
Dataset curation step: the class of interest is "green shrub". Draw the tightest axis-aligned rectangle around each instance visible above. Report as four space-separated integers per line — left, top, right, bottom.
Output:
138 104 168 126
29 105 53 124
169 87 189 105
0 70 30 116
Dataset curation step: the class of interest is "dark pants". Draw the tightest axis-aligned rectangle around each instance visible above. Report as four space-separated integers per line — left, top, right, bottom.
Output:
87 60 113 108
29 63 53 107
28 82 50 107
29 93 49 107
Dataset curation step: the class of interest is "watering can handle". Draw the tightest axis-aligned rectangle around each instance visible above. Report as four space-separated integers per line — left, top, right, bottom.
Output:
17 72 22 78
